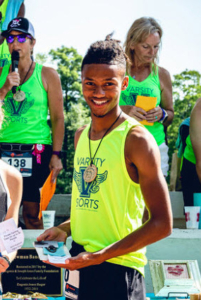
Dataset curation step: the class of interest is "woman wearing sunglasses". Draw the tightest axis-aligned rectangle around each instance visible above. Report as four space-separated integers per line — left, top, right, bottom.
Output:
0 17 64 230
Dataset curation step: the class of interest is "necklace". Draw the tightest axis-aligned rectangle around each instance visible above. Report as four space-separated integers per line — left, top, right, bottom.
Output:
83 110 122 183
13 60 34 102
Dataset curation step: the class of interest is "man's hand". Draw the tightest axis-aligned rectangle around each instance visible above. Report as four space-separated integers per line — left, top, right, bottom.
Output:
37 226 67 243
49 155 63 183
0 256 10 273
43 251 102 270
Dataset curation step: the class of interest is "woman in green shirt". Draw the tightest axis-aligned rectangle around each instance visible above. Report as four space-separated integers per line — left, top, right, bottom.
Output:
120 17 174 177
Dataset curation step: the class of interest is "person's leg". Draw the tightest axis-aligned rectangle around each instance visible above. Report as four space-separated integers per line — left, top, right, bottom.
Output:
22 201 43 229
22 145 52 229
181 158 201 206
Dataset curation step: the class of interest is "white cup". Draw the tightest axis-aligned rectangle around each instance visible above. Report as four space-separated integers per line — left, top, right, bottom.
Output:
42 210 55 230
184 206 200 229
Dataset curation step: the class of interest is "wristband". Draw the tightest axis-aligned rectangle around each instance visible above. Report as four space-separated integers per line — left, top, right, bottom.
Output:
159 108 168 123
2 256 11 266
52 151 62 159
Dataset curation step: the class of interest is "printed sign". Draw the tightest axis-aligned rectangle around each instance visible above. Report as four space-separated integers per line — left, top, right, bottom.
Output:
2 248 63 296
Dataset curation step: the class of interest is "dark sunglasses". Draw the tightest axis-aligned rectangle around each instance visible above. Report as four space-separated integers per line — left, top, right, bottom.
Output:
6 34 32 44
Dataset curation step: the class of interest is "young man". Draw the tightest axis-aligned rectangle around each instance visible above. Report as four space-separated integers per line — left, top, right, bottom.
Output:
37 37 172 300
0 18 64 229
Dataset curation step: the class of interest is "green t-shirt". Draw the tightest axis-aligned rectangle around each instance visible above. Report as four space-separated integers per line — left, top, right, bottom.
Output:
0 63 52 144
120 68 165 146
71 117 147 275
184 135 196 164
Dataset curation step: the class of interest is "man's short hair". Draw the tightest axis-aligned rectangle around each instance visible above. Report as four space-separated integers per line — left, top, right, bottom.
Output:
81 33 129 71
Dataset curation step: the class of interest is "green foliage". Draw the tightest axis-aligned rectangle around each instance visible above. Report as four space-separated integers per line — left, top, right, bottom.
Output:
35 53 48 65
56 103 90 193
49 46 85 112
47 46 90 193
167 70 201 171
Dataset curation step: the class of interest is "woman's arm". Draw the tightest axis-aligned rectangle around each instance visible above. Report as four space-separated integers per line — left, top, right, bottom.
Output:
42 66 64 182
158 67 174 126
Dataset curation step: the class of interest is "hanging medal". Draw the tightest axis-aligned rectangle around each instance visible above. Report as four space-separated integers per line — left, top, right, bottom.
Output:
13 60 33 102
13 90 26 102
83 164 97 183
84 111 122 183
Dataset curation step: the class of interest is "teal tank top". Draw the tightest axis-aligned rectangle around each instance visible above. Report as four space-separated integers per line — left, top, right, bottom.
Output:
119 68 165 146
71 117 147 275
184 135 196 164
0 63 52 144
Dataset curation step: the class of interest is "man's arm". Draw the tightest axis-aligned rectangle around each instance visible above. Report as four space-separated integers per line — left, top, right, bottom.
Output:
42 66 64 182
42 125 172 270
190 98 201 182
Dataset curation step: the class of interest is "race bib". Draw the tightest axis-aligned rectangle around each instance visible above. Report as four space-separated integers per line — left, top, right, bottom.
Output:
1 151 33 177
64 269 79 300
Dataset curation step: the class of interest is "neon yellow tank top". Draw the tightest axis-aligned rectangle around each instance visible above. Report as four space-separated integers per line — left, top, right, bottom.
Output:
0 63 52 144
119 67 165 146
0 0 10 67
71 117 147 275
184 135 196 164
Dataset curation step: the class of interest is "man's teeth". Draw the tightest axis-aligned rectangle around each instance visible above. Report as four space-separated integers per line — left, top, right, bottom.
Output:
93 100 107 105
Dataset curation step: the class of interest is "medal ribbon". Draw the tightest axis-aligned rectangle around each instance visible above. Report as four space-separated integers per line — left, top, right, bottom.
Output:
89 110 122 166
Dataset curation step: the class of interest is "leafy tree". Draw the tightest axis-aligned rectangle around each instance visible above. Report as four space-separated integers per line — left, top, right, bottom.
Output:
35 53 48 65
56 103 90 193
167 70 201 172
48 46 90 193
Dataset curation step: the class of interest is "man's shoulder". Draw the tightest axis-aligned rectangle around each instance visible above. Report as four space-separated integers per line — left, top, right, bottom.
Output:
125 122 159 165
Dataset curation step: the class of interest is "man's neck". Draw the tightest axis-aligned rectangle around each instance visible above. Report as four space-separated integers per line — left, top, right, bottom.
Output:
90 107 122 139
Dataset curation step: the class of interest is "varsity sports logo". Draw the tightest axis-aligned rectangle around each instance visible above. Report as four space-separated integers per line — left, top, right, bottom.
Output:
73 167 108 198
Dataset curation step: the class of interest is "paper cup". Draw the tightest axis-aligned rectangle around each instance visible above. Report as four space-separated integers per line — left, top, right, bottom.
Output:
42 210 55 230
190 294 200 300
194 193 201 229
184 206 200 229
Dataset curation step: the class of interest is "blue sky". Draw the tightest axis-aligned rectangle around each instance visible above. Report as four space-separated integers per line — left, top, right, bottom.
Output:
26 0 201 78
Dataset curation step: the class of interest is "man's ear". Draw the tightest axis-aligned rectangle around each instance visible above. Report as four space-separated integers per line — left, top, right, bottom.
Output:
121 76 129 90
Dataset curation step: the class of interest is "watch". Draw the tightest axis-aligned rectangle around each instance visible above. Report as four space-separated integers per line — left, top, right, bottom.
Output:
159 108 168 123
52 151 62 159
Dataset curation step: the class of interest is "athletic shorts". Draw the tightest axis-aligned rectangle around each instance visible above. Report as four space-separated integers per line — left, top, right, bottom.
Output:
66 241 146 300
22 145 52 203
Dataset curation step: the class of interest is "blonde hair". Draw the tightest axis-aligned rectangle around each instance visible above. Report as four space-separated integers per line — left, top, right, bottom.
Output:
124 17 163 73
